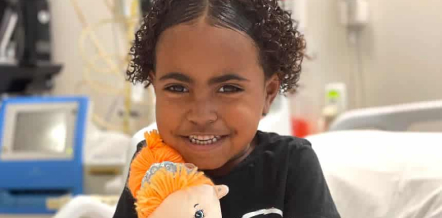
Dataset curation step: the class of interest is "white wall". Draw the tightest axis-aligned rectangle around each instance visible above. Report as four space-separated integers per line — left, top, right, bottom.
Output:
293 0 442 122
359 0 442 107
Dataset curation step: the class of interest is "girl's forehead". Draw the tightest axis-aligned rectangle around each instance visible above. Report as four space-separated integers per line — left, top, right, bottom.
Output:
158 21 254 49
155 22 263 80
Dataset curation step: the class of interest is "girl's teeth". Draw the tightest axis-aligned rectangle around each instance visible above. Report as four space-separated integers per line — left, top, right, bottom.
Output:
189 135 222 145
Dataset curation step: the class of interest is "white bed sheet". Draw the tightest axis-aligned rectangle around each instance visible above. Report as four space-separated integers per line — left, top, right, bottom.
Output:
307 131 442 218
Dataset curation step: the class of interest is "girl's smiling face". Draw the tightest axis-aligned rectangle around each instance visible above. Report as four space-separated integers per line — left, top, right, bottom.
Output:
152 21 279 170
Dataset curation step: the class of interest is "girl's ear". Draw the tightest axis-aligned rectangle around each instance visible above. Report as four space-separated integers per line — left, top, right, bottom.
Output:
150 71 157 94
263 74 280 116
214 185 229 199
149 71 156 85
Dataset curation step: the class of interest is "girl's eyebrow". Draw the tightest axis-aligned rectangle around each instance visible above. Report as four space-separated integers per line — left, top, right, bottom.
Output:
208 74 249 85
159 72 193 83
194 204 199 208
159 72 249 84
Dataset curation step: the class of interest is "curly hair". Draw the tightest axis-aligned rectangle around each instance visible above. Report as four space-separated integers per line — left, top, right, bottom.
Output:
127 0 306 93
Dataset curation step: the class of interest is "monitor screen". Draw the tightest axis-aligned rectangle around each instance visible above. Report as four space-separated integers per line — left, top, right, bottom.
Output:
13 110 68 154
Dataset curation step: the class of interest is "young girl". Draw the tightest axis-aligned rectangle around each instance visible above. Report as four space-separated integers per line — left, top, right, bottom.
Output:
114 0 340 217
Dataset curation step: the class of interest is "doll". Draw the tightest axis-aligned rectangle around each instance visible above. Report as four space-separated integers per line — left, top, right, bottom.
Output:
128 130 229 218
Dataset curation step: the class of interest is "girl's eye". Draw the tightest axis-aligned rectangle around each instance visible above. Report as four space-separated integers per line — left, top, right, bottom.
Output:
165 85 189 93
218 85 243 93
194 209 204 218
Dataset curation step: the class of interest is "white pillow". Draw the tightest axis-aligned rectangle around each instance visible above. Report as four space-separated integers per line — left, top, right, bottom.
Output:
307 131 442 218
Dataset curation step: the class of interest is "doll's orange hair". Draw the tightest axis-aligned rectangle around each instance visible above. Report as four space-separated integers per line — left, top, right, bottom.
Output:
128 130 214 218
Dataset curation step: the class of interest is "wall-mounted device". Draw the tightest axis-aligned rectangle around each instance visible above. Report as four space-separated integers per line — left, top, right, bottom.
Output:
339 0 369 28
321 83 348 130
325 83 348 114
0 0 62 95
0 0 53 65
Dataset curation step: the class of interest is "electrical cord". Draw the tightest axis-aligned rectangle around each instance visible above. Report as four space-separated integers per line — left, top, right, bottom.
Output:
70 0 142 133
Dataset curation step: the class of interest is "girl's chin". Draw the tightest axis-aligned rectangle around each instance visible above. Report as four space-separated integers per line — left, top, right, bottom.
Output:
185 159 227 171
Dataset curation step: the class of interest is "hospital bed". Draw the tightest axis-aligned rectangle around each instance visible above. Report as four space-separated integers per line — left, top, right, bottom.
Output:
53 99 442 218
307 100 442 218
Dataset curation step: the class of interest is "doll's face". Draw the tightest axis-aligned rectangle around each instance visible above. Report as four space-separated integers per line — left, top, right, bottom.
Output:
152 21 279 170
149 185 228 218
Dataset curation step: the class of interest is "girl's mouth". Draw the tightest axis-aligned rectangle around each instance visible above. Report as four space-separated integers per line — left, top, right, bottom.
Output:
188 135 223 145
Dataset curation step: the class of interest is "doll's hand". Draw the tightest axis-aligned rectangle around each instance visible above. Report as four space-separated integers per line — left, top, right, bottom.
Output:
148 185 229 218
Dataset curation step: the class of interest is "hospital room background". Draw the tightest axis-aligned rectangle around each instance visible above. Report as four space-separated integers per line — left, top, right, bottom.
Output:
0 0 441 217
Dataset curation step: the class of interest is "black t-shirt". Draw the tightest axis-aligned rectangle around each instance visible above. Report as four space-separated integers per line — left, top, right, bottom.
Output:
113 131 340 218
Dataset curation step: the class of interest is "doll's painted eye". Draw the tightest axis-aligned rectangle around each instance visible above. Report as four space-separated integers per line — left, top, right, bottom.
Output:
195 209 204 218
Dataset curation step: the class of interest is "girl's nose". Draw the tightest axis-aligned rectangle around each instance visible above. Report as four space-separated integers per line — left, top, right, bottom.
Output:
186 99 218 127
